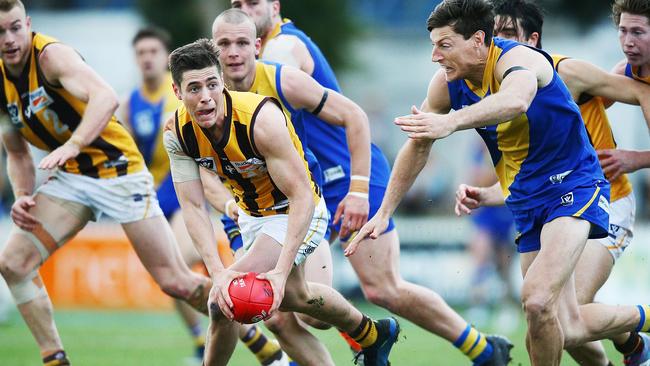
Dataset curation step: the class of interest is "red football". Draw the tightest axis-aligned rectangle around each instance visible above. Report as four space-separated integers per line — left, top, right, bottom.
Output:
228 272 273 324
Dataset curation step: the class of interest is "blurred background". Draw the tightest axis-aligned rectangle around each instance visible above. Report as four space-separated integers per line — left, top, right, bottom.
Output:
0 0 649 365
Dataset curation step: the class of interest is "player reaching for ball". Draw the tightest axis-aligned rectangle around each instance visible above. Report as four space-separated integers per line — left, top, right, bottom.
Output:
164 38 400 366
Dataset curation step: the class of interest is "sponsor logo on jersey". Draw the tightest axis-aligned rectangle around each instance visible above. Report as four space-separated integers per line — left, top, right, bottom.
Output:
232 158 267 178
195 157 216 171
27 87 53 115
598 195 610 214
561 192 574 206
323 165 345 183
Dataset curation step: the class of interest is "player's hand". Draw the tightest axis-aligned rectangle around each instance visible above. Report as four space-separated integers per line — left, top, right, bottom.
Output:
11 195 39 231
224 199 239 222
597 149 638 181
256 269 288 317
455 183 483 216
333 194 369 238
210 268 246 321
394 105 456 140
39 142 81 170
344 213 389 257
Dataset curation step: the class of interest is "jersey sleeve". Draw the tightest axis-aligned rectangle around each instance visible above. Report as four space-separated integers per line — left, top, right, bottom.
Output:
163 130 200 182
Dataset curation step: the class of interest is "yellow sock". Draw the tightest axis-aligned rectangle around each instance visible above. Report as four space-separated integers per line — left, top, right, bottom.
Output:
453 325 493 363
241 325 282 364
350 316 378 349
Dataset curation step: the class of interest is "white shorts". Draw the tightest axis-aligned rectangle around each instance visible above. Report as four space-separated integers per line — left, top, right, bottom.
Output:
593 191 635 262
36 169 163 224
237 196 329 266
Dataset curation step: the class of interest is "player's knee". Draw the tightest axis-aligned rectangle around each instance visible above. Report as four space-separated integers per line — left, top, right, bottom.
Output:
264 312 290 335
362 281 399 310
157 278 187 299
296 313 332 330
0 252 31 284
522 292 556 323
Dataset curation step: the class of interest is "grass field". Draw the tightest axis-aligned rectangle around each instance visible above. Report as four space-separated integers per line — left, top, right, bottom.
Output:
0 302 621 365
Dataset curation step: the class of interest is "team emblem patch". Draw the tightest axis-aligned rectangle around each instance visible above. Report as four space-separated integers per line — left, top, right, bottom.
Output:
6 102 22 127
549 170 573 185
560 192 574 206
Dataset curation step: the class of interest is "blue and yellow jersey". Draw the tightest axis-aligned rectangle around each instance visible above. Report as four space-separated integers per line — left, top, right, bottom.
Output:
447 38 604 210
260 19 390 193
0 32 144 179
625 63 650 84
127 72 179 186
552 55 631 203
248 61 322 186
168 90 320 217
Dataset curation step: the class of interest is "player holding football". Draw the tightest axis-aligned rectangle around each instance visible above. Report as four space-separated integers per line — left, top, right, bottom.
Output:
348 0 650 365
0 1 213 365
118 27 293 366
165 38 399 366
230 2 514 365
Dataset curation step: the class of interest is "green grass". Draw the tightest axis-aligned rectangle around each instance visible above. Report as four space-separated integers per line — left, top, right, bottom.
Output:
0 302 621 365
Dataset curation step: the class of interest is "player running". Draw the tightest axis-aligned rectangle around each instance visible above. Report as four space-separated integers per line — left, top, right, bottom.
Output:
164 38 399 366
488 1 650 365
349 0 650 365
119 26 292 366
231 2 513 364
0 1 213 365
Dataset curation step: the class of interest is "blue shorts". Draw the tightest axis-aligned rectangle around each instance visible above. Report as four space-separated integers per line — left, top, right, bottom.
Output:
324 183 396 241
156 174 180 219
222 215 243 251
512 181 610 253
471 206 515 244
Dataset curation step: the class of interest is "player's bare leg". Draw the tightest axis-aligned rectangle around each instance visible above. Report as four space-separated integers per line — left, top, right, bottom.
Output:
565 240 613 366
264 242 334 365
167 211 208 359
345 230 468 340
294 240 333 329
521 217 645 366
121 215 211 315
0 194 89 364
248 235 334 366
207 233 398 366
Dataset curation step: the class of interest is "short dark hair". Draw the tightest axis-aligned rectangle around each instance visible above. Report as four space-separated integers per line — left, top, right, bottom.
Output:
169 39 221 86
612 0 650 26
427 0 495 43
492 0 544 48
132 27 172 51
0 0 23 12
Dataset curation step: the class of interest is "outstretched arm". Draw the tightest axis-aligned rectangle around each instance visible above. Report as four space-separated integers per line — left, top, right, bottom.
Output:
395 45 548 139
557 58 650 109
345 69 451 256
37 43 119 169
